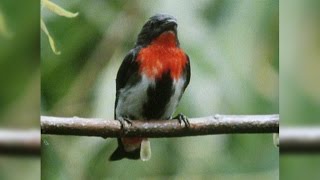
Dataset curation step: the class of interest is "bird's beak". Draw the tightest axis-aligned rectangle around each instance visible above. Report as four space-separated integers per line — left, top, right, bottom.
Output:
162 19 177 30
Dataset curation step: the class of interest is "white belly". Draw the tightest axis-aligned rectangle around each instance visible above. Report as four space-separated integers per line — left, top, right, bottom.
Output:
116 74 185 120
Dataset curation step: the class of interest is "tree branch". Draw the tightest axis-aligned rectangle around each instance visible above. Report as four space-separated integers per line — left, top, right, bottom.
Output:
41 114 279 138
280 127 320 153
0 129 40 156
6 117 320 156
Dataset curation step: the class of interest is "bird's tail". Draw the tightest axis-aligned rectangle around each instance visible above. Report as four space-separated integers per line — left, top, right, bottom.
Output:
109 138 140 161
109 138 151 161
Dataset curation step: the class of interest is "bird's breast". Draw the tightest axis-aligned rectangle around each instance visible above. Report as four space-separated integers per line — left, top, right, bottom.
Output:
137 42 187 80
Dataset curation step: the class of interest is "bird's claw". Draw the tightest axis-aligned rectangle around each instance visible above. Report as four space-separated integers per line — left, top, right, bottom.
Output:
174 113 190 128
117 117 132 135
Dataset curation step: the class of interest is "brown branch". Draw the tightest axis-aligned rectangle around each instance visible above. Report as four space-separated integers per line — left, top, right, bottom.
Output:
41 114 279 138
280 127 320 153
0 129 40 156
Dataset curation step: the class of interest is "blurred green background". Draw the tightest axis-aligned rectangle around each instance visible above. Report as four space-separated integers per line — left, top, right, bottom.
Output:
280 0 320 179
0 0 40 179
41 0 278 179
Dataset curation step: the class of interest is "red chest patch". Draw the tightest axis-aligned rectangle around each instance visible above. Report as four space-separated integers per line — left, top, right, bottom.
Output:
137 32 187 80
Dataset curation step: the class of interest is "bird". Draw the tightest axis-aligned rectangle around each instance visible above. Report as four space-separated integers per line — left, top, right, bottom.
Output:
109 14 191 161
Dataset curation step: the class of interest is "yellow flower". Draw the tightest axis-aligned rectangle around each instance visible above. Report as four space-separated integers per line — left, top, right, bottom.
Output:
41 0 79 55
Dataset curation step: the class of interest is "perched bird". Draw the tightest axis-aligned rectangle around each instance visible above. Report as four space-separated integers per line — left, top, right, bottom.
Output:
109 14 191 161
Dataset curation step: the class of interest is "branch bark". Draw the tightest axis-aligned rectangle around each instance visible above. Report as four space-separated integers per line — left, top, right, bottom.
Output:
280 127 320 153
0 129 40 156
41 114 279 138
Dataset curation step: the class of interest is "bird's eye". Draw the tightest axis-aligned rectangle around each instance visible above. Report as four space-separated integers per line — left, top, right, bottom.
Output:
150 22 155 29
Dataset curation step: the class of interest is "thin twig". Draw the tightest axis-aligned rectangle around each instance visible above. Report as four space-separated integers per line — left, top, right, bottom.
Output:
280 127 320 153
0 129 40 156
41 114 279 138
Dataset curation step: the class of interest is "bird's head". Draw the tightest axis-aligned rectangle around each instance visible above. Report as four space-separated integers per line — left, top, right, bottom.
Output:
136 14 179 47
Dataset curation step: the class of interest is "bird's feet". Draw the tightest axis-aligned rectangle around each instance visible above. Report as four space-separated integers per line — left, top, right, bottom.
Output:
117 117 132 135
173 113 190 128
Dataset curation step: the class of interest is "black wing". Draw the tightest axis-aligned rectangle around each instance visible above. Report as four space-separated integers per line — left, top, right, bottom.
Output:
114 48 140 119
183 55 191 91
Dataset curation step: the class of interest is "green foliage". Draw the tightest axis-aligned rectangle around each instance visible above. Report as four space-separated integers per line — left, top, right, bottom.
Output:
0 1 40 180
280 0 320 179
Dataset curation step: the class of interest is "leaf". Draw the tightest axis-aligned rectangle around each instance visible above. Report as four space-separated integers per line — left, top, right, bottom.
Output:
41 18 61 55
42 0 79 18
